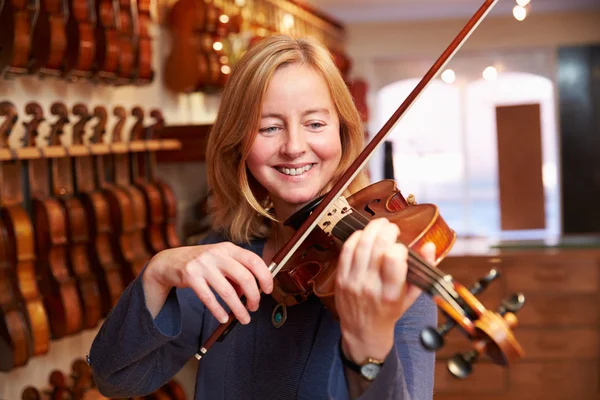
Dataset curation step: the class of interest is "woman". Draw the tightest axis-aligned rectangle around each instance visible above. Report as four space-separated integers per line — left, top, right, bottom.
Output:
89 35 437 399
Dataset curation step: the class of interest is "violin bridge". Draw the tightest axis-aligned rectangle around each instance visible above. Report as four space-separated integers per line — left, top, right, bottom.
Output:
317 196 352 236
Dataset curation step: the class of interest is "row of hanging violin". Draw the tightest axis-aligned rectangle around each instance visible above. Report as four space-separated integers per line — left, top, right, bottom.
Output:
0 100 182 372
0 0 153 85
20 357 187 400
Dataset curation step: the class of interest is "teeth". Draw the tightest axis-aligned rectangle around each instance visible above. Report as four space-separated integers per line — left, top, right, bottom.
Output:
277 164 313 176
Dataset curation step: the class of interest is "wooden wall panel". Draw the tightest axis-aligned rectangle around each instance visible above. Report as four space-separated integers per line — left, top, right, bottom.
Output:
495 103 546 230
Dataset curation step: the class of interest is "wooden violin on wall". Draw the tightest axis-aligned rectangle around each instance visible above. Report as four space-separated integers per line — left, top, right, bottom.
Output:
198 0 525 379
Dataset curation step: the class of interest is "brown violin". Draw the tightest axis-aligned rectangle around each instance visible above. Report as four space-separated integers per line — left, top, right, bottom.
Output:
163 0 201 93
94 0 119 81
0 102 33 371
81 105 125 316
101 106 150 285
64 0 96 80
134 0 153 83
4 102 53 358
116 0 136 83
30 0 68 76
199 0 525 380
129 107 167 254
0 0 39 77
52 103 102 329
145 110 181 249
29 102 84 339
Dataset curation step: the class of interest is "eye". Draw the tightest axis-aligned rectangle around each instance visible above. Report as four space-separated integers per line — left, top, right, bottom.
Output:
259 126 281 135
307 122 326 131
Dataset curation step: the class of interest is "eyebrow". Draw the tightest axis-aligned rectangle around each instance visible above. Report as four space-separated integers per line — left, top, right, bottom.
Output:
261 108 330 119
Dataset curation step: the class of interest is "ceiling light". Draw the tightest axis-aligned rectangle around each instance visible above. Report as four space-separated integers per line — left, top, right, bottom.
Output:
441 69 456 84
483 66 497 81
513 5 527 21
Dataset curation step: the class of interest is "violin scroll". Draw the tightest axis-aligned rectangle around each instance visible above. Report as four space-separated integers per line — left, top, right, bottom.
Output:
420 268 526 379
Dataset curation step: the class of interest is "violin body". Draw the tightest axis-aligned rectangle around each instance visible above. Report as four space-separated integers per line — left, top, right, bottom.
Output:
0 0 39 77
273 179 455 313
94 0 119 80
0 218 32 371
31 0 68 76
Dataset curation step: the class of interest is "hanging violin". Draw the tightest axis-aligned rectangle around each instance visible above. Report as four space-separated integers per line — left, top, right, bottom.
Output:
197 0 525 379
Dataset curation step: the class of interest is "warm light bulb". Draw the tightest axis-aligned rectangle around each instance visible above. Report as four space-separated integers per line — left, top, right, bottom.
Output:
441 69 456 84
516 0 530 6
219 14 229 24
221 65 231 75
234 0 246 6
513 5 527 21
282 13 295 30
483 66 497 81
213 41 223 51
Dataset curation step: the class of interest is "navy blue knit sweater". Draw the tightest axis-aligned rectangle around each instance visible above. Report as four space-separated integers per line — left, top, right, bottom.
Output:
88 232 436 399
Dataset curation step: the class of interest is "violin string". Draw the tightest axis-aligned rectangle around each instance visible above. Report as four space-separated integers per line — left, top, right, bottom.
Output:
331 208 466 316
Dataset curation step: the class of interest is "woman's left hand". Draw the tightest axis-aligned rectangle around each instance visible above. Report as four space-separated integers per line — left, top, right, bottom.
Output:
335 217 437 364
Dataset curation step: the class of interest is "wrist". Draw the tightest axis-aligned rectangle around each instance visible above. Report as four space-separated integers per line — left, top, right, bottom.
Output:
142 255 173 318
340 328 394 365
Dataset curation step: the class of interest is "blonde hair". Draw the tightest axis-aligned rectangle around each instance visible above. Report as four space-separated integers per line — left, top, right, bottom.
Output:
206 35 370 243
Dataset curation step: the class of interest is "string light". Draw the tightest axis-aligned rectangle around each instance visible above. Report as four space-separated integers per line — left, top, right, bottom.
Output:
513 5 527 21
483 66 498 81
441 69 456 84
516 0 530 6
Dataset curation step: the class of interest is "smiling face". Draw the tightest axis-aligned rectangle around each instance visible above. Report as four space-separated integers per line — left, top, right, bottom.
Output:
246 62 342 220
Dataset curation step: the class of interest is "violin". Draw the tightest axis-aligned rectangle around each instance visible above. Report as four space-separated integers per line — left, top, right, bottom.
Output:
30 0 68 76
64 0 96 80
81 105 125 316
94 0 119 81
0 0 39 77
55 103 102 329
129 106 167 254
163 0 202 93
0 102 32 371
134 0 153 83
102 106 151 285
145 110 181 248
5 102 52 358
116 0 136 83
198 0 525 379
30 102 84 338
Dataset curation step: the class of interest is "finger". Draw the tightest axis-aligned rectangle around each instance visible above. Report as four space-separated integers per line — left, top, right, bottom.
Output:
203 264 252 324
380 242 409 302
420 242 437 265
218 256 262 312
187 270 230 324
347 218 390 282
370 222 401 273
225 243 274 295
337 229 361 284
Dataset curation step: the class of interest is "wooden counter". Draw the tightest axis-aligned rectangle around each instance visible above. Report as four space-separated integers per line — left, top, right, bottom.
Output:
433 238 600 400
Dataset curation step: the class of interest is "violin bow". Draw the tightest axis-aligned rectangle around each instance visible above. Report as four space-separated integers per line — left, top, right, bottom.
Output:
198 0 501 359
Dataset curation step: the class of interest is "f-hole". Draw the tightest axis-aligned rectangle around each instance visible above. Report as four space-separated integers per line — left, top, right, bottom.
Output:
364 199 381 216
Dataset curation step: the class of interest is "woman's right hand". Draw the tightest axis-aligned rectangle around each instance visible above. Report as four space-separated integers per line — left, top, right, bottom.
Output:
142 242 273 324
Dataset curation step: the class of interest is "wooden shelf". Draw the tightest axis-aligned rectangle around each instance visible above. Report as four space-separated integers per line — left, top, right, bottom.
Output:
156 124 212 164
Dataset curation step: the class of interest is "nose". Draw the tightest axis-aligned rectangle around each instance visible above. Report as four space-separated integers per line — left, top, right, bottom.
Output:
281 125 307 158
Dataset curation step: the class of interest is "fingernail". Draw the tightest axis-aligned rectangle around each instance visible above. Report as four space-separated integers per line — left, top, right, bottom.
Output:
242 315 251 325
219 314 229 324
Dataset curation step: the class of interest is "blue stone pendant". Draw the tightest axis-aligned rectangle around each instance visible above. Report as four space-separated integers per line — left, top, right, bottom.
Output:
271 303 287 328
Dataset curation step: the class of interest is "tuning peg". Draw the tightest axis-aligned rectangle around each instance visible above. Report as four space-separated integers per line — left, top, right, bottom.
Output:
470 268 500 295
498 292 526 315
447 349 479 379
420 320 455 351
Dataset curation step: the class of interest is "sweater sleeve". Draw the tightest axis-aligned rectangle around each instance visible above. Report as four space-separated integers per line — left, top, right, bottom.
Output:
88 233 223 397
327 293 438 399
